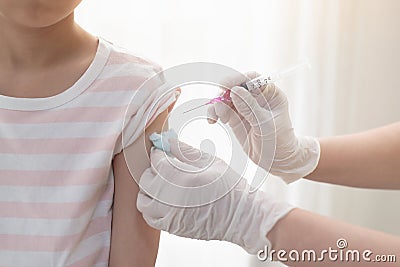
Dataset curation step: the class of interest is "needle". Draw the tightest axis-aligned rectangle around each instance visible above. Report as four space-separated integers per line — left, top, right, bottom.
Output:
182 91 232 114
182 103 210 114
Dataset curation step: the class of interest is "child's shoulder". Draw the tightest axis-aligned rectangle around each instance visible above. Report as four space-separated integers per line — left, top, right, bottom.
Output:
103 38 163 75
87 38 166 95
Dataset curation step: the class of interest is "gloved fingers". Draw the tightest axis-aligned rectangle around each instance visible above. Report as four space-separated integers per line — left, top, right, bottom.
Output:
245 83 282 110
148 148 171 173
214 101 234 124
207 105 218 124
218 71 261 90
207 100 237 125
227 112 251 145
262 83 277 100
137 189 167 221
138 167 155 189
230 86 270 127
142 151 209 205
138 167 164 198
261 83 288 110
138 194 168 231
244 71 262 80
137 168 173 218
206 97 252 149
168 139 213 169
150 148 200 175
208 71 269 125
220 71 275 110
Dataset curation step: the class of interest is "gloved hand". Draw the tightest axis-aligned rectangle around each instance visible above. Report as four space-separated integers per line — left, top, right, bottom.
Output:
137 139 294 254
207 73 320 183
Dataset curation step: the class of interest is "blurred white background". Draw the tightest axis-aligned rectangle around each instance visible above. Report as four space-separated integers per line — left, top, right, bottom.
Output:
76 0 400 266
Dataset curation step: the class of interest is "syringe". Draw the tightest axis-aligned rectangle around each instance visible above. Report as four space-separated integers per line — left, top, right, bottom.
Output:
183 60 311 114
242 59 311 92
182 90 232 114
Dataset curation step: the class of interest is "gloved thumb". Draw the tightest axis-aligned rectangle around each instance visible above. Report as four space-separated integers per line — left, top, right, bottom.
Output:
169 138 213 168
230 86 270 126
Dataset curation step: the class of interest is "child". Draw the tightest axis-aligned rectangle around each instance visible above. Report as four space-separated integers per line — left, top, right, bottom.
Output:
0 1 176 266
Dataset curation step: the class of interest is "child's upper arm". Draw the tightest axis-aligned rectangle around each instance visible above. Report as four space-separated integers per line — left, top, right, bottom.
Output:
109 109 169 267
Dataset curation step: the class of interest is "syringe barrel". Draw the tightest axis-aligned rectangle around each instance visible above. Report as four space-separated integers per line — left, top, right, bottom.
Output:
241 76 273 92
240 59 311 92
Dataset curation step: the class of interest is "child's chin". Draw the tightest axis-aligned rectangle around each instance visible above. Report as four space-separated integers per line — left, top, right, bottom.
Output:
5 11 72 29
0 0 82 28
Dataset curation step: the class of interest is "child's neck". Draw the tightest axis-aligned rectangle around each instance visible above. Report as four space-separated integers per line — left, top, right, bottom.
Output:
0 13 98 98
0 13 93 69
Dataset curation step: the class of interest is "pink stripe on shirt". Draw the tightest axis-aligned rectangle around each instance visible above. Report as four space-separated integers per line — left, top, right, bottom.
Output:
0 216 110 251
0 186 106 219
67 246 110 267
0 168 110 186
0 107 127 124
87 76 150 92
0 135 118 154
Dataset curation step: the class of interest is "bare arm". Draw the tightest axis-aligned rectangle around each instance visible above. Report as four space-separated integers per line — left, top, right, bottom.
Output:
306 122 400 189
109 109 170 266
267 208 400 266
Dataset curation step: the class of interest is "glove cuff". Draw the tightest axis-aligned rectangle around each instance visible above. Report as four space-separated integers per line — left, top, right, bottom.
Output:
233 189 295 254
272 136 320 184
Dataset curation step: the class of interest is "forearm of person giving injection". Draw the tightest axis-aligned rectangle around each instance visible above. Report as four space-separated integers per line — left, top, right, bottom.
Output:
137 74 400 266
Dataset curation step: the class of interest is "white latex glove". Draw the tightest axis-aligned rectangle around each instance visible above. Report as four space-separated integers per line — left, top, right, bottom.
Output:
137 139 294 254
208 74 320 183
